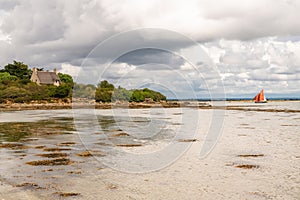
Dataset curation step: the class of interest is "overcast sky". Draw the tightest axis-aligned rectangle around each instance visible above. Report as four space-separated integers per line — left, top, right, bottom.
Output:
0 0 299 98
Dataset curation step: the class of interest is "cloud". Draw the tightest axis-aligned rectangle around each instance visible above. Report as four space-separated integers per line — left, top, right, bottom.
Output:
0 0 299 97
204 37 300 96
60 63 80 78
116 48 184 68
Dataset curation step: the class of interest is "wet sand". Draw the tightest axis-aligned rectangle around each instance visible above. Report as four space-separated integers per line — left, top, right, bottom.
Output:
0 103 299 199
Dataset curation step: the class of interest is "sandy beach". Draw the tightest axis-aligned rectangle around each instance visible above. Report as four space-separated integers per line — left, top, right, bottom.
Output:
0 101 299 199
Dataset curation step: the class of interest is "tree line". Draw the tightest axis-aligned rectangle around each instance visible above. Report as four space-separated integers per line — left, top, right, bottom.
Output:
0 61 166 103
93 80 166 102
0 61 73 103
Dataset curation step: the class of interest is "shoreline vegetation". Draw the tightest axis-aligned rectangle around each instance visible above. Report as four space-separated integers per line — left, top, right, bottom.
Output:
0 61 167 105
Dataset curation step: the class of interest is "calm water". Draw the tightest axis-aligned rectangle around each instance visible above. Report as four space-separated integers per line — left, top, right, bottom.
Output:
0 101 299 199
0 107 203 197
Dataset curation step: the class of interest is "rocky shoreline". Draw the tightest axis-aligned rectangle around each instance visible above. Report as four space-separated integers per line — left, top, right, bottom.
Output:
0 99 215 111
1 100 300 113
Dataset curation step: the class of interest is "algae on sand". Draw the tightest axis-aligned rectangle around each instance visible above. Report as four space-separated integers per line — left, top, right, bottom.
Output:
0 143 29 150
43 147 72 152
235 164 260 169
26 158 74 166
36 152 68 158
54 192 81 197
0 118 75 142
238 154 264 157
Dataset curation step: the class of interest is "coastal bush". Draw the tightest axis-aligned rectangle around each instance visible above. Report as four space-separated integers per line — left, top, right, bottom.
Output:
112 87 132 101
0 72 18 83
53 84 71 98
95 88 113 102
73 83 96 99
95 80 115 102
98 80 114 90
130 90 144 102
95 80 166 103
130 88 166 102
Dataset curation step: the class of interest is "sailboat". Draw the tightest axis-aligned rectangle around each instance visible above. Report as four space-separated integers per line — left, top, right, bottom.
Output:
253 89 267 103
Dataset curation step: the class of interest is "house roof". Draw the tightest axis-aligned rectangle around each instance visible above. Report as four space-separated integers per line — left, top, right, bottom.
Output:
37 71 60 84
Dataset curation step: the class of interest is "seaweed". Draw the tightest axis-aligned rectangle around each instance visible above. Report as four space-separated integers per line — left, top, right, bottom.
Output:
0 143 29 150
36 152 68 158
56 142 76 146
15 182 45 189
177 139 197 142
76 151 93 157
238 154 264 157
111 132 130 137
34 145 46 149
0 118 75 142
26 158 74 166
54 192 80 197
76 150 106 157
43 147 71 152
235 164 259 169
116 144 142 147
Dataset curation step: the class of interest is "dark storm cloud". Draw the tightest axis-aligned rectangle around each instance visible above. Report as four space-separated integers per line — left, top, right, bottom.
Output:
116 48 185 69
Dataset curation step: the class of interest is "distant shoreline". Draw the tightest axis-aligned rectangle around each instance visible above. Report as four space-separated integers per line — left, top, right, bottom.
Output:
0 101 183 111
1 100 299 113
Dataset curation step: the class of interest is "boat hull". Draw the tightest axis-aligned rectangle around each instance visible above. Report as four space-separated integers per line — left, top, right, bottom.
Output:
254 101 267 103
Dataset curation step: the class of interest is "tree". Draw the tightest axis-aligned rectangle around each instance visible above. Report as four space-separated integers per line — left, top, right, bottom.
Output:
58 73 74 85
48 84 71 98
98 80 114 89
130 90 144 102
129 88 166 102
2 61 32 80
54 85 71 98
95 80 115 102
95 89 113 102
0 72 18 83
56 73 74 98
112 88 132 101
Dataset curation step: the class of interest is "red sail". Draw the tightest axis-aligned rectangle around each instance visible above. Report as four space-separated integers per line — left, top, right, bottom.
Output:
253 90 266 102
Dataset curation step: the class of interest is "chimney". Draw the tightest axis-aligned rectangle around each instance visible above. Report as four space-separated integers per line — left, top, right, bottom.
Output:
53 68 57 74
33 67 37 74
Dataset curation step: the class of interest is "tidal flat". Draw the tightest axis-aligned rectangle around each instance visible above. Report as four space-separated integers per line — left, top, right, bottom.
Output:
0 101 299 199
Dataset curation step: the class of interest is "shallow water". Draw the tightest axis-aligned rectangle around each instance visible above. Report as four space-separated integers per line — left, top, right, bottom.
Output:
224 100 300 110
0 102 299 199
0 107 200 198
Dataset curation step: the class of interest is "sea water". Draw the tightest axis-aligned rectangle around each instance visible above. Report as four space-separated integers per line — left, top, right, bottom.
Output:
0 101 299 199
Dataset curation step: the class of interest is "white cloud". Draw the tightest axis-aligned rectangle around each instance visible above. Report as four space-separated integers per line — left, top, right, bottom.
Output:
0 0 299 97
204 37 300 96
180 62 194 71
60 63 80 78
